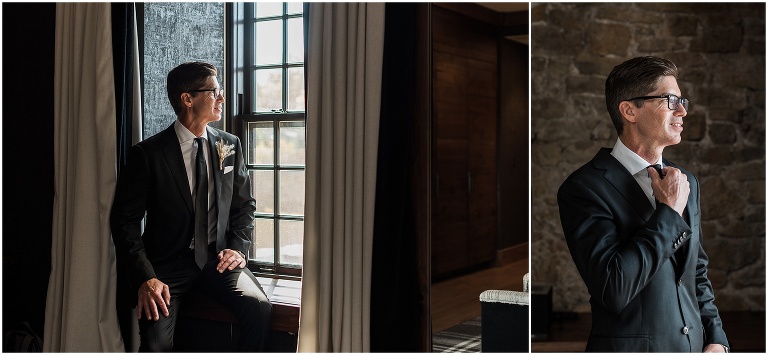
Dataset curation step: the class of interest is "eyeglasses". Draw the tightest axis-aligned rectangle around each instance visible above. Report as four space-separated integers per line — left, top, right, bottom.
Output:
624 94 689 111
190 88 224 99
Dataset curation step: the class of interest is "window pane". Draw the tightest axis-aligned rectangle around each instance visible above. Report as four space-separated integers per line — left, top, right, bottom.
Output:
287 67 305 112
286 2 303 15
287 18 304 63
251 170 274 214
253 218 275 263
255 3 282 18
279 219 303 266
279 170 305 216
254 20 283 66
254 69 283 113
279 121 305 165
247 121 274 165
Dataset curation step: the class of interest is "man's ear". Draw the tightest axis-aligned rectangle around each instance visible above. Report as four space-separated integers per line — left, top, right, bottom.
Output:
181 92 193 109
619 101 637 123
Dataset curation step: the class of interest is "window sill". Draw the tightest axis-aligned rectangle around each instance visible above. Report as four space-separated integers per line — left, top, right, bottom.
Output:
257 277 301 333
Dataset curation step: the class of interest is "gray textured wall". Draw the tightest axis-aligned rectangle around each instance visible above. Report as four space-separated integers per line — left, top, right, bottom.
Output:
143 2 225 139
531 3 765 312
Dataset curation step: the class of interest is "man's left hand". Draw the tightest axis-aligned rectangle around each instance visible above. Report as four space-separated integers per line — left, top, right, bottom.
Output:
217 248 247 273
703 344 727 353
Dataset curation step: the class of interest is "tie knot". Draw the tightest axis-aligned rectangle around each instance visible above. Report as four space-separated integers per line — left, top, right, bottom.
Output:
647 164 664 179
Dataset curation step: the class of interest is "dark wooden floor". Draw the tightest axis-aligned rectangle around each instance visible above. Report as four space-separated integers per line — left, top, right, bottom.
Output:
431 255 529 333
533 311 766 352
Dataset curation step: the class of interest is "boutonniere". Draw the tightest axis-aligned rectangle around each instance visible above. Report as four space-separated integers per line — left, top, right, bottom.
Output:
215 139 235 170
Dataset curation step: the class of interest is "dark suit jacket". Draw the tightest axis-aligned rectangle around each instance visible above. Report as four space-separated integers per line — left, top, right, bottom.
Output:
557 148 728 352
110 123 256 304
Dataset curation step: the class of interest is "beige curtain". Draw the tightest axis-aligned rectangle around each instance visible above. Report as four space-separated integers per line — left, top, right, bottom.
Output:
298 3 385 352
45 3 124 352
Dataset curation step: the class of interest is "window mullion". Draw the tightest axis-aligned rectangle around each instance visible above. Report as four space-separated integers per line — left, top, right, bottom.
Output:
273 116 280 267
243 4 254 115
282 5 289 114
273 4 288 269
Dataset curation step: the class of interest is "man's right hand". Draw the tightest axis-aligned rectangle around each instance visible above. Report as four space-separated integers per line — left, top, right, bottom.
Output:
648 166 690 216
138 278 170 321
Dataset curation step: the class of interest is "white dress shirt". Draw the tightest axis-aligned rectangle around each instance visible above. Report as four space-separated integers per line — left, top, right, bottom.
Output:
174 120 217 244
610 138 663 208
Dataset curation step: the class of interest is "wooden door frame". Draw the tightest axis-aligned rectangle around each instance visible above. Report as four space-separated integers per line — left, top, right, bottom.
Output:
413 3 433 351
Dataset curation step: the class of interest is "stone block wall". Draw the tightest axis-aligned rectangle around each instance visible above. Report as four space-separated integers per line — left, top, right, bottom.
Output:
531 3 765 312
143 3 225 139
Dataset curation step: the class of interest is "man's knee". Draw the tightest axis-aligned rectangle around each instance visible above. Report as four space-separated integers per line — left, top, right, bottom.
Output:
139 324 174 352
138 310 179 353
244 289 272 320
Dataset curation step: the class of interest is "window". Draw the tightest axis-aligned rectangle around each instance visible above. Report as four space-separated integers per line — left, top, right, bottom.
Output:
229 2 305 278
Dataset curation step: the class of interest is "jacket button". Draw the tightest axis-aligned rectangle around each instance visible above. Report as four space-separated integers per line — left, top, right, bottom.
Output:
678 279 683 286
682 326 689 334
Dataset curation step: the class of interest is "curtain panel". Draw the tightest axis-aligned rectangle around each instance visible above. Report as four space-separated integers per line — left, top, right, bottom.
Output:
45 3 123 351
299 3 385 352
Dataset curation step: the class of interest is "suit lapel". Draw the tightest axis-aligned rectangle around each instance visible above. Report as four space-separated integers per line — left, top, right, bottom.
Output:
593 148 655 223
206 127 226 247
160 125 194 214
206 126 223 207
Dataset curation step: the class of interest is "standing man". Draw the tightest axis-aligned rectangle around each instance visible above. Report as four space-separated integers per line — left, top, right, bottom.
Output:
111 61 271 351
557 56 729 352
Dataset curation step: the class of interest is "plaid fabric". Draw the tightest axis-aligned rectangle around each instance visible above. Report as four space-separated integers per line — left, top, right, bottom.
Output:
432 317 482 353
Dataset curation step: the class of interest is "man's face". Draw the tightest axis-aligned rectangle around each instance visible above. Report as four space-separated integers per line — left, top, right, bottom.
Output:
633 75 687 149
190 76 224 124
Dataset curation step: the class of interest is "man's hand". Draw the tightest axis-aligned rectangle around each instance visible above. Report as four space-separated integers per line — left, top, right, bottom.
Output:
703 343 727 353
648 166 690 216
137 278 170 321
217 248 246 273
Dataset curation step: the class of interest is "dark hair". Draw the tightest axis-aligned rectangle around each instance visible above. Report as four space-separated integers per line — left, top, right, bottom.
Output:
605 56 678 136
166 61 218 115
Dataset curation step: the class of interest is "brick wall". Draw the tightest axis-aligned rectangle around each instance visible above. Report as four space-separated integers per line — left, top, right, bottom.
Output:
531 3 765 312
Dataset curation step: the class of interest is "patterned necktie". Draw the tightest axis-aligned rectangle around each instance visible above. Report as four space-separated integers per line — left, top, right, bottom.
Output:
194 137 208 269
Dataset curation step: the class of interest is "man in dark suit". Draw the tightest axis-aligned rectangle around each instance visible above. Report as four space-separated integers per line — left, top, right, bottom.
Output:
111 61 271 351
557 56 729 352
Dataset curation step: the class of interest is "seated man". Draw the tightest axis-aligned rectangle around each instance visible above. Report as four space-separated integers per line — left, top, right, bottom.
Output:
111 61 271 351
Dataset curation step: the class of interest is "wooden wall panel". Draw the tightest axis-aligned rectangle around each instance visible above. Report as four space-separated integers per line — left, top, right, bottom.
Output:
431 4 498 278
498 39 529 249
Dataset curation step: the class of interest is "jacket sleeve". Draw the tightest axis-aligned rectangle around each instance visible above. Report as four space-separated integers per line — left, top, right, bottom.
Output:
557 179 692 314
110 144 156 291
225 137 256 258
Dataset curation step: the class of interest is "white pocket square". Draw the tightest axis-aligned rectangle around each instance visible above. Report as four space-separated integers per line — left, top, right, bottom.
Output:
223 166 234 174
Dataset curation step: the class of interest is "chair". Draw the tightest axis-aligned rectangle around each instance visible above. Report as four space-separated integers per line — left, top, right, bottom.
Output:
479 273 530 352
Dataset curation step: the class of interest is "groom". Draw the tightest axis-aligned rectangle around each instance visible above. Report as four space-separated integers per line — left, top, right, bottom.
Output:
557 56 728 352
110 61 271 351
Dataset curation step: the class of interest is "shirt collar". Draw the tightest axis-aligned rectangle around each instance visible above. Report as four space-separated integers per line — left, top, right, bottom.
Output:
611 137 663 176
174 119 209 144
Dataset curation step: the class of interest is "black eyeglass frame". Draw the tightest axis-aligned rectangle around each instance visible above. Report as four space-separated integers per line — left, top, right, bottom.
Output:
189 88 224 98
624 94 689 111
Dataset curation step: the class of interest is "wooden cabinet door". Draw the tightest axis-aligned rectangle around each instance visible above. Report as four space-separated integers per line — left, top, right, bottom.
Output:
466 58 497 266
431 5 498 279
432 51 469 277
